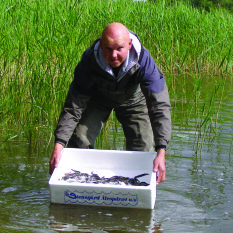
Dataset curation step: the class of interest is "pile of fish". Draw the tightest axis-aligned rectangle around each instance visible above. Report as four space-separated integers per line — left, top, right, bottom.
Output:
60 169 150 186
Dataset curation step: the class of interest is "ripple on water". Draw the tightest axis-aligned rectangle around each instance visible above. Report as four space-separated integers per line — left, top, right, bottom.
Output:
2 187 18 193
15 188 50 205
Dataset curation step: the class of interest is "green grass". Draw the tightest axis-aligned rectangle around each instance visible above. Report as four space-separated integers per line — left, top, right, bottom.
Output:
1 0 232 145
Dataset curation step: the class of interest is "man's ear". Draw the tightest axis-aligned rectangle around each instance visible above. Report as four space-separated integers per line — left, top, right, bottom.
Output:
129 39 132 49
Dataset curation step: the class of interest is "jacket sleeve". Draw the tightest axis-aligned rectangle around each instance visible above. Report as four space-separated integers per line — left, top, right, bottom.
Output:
139 48 171 150
54 50 92 146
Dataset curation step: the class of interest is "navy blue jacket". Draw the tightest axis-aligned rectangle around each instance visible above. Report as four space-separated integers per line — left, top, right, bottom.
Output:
54 35 171 150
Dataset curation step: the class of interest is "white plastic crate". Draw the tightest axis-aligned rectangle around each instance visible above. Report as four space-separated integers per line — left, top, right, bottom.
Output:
49 148 157 209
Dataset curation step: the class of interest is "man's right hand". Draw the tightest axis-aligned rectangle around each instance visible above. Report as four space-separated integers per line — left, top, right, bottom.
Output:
49 143 64 175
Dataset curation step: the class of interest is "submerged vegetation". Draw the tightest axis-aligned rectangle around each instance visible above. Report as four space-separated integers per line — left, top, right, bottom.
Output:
1 0 232 149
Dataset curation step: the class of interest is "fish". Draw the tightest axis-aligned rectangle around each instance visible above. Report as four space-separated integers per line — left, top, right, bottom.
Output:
60 170 150 186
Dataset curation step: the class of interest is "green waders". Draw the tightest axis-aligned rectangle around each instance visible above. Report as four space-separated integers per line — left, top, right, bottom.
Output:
67 91 154 152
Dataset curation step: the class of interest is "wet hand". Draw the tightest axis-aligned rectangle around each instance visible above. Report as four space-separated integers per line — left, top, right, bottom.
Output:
49 143 64 175
153 149 166 183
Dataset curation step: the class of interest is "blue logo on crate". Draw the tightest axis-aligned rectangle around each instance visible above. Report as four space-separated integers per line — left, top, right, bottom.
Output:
64 190 138 207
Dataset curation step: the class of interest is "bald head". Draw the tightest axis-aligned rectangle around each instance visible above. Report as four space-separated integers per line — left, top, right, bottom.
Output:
101 22 130 41
100 22 132 67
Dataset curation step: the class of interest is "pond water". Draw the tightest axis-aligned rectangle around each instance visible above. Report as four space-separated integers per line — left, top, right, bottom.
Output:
0 78 232 233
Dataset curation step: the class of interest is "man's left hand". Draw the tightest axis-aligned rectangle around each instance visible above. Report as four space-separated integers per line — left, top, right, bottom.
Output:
153 149 166 183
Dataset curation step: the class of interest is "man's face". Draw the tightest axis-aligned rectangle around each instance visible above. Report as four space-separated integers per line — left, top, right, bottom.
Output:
100 35 132 67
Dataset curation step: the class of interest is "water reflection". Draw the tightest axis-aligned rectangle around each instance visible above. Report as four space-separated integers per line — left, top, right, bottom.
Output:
49 204 161 232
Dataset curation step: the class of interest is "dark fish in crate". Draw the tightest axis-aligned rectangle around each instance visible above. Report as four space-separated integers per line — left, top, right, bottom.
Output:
61 170 150 186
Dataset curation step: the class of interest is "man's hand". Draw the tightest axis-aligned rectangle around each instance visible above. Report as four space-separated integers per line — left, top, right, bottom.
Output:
49 143 64 175
153 149 166 183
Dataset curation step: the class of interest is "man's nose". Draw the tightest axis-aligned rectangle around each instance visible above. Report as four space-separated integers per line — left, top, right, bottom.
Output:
111 50 117 58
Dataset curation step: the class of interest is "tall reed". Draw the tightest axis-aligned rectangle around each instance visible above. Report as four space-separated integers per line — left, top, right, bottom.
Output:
1 0 232 146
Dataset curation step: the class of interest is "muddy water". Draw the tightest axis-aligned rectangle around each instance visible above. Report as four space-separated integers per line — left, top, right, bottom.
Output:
0 79 232 233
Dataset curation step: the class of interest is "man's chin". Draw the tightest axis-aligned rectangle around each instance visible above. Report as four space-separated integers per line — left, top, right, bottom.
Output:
108 60 122 67
110 62 121 67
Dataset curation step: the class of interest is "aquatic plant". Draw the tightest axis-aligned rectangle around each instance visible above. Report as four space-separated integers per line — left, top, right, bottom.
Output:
0 0 232 147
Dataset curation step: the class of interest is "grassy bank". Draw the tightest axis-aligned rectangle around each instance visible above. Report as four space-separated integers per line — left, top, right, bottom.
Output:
1 0 232 145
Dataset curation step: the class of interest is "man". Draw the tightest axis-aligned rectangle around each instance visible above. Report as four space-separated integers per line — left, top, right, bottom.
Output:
49 22 171 183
